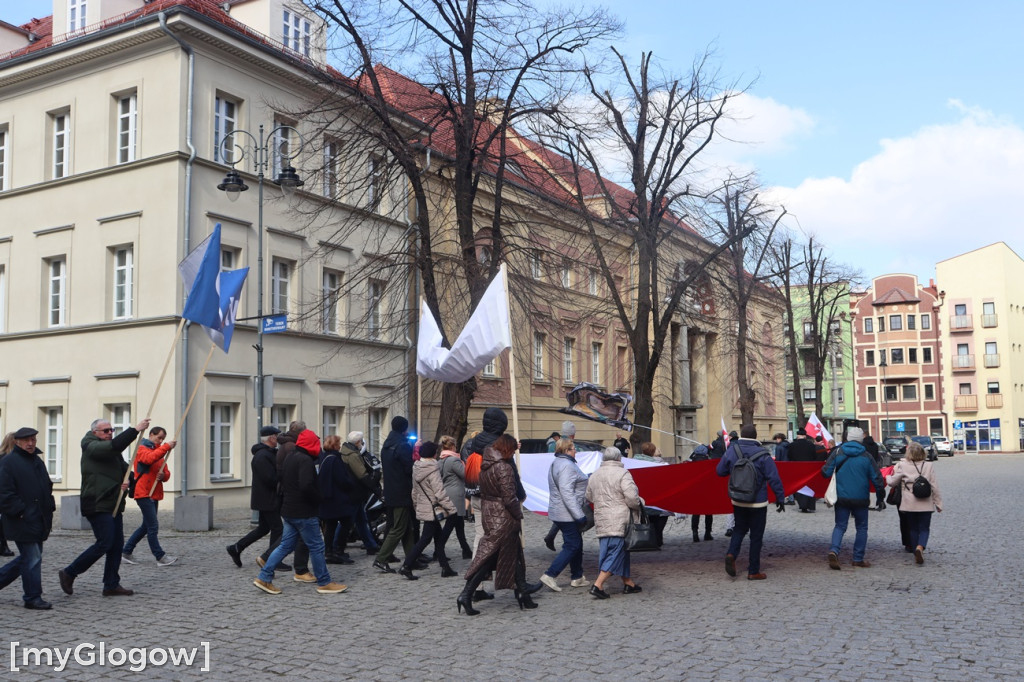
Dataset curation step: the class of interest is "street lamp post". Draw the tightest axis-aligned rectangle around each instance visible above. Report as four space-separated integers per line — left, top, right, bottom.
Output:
879 356 890 440
216 124 304 437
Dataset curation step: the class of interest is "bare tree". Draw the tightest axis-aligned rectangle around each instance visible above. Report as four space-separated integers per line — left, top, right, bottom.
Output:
293 0 618 441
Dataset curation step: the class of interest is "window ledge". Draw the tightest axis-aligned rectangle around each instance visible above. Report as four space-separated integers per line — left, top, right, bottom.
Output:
210 477 242 484
532 380 552 386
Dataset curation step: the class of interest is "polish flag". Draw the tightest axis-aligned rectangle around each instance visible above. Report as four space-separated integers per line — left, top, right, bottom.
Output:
805 413 834 445
721 417 731 447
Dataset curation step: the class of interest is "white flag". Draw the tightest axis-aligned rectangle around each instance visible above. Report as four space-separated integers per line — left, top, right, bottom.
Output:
416 267 512 383
806 412 834 445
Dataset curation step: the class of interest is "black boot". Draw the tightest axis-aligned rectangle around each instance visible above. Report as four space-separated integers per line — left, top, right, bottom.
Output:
692 532 701 542
457 570 486 616
513 561 539 610
440 560 458 578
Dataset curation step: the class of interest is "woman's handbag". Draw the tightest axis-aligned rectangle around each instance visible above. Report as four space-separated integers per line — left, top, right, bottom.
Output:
624 507 659 552
886 481 902 506
823 473 839 508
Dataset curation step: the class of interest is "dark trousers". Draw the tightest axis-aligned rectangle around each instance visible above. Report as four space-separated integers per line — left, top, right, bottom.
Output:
403 519 449 569
691 514 713 537
235 509 284 561
440 515 472 554
323 515 355 556
124 497 165 560
376 506 415 563
0 541 43 602
727 505 768 575
65 512 125 591
795 492 817 512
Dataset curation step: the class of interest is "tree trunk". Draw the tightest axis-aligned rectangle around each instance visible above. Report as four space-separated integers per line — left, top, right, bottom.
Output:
438 379 477 446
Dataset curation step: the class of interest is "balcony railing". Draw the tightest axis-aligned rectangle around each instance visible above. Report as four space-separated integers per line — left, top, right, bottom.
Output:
954 394 978 411
986 393 1004 408
952 354 975 371
981 313 998 328
949 314 973 331
984 353 1000 368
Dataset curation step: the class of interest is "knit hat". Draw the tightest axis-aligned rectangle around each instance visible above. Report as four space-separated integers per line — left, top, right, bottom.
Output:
846 427 864 442
419 441 438 459
391 416 409 433
560 421 576 437
296 429 322 456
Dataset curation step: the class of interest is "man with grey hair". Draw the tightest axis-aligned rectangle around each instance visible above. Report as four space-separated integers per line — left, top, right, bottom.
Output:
544 421 578 550
227 426 289 569
340 430 381 554
59 416 150 597
821 426 885 570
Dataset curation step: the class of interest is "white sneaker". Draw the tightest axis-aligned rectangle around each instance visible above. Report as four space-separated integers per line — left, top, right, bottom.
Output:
156 555 177 566
121 553 137 565
570 577 591 588
540 574 561 592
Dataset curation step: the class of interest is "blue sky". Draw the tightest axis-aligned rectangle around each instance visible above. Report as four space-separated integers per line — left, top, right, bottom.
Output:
6 0 1024 284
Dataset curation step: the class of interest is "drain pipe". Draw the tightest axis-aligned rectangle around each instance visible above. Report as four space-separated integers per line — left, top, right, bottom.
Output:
159 12 196 496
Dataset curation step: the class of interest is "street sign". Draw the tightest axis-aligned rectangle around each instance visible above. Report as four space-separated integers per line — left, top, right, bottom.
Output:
954 420 962 429
895 421 905 432
262 315 287 334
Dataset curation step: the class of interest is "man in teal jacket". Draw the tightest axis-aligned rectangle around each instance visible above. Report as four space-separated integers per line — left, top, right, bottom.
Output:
59 416 149 596
821 426 885 570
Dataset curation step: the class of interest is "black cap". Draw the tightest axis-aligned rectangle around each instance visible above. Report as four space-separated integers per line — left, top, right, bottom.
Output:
13 427 38 439
419 441 438 459
260 426 282 437
391 416 409 433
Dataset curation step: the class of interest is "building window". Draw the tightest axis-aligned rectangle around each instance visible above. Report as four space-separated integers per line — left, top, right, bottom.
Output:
482 358 496 377
786 390 794 403
958 382 972 395
112 246 133 320
923 347 932 363
322 406 343 438
803 321 813 341
908 347 918 363
589 269 599 296
866 386 877 402
924 384 935 400
116 93 137 164
52 111 70 179
891 348 904 364
865 350 875 366
45 407 63 479
591 342 602 384
221 248 236 270
47 257 67 328
902 384 917 401
368 408 386 454
987 381 1000 394
322 269 343 334
271 259 291 314
560 261 572 288
802 388 816 401
213 96 238 164
533 332 545 381
270 405 291 432
836 387 844 404
889 314 902 331
282 9 312 56
863 317 873 333
529 251 542 280
884 385 898 401
983 302 995 315
907 314 916 330
954 303 966 316
0 265 6 333
0 127 8 191
878 349 887 366
210 403 234 478
920 314 930 330
563 338 574 383
368 280 384 340
877 316 885 332
323 138 341 198
271 118 292 178
69 0 87 31
367 154 384 209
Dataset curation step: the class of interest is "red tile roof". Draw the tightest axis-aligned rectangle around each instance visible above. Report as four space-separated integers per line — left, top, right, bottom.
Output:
872 286 921 306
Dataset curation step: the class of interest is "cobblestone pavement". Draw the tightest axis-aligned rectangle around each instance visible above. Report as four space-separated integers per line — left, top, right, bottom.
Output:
1 454 1022 680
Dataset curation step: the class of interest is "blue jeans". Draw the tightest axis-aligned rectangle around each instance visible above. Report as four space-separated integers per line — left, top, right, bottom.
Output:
258 517 331 586
727 506 768 575
0 541 43 602
830 505 870 561
65 512 124 591
124 498 165 560
353 505 378 551
545 520 583 580
906 511 932 549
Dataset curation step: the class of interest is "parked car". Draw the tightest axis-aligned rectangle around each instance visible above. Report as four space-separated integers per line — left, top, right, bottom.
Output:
910 435 938 461
884 437 909 458
932 435 954 456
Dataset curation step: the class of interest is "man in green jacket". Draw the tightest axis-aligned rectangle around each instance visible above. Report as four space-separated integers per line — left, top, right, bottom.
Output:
59 416 149 597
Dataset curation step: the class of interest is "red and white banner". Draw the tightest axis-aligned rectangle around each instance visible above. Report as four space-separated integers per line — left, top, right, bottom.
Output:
804 412 834 445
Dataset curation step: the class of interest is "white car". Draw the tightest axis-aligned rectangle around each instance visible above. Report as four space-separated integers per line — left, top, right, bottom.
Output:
933 435 954 456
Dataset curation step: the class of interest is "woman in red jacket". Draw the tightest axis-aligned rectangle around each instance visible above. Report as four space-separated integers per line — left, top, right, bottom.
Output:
122 426 176 566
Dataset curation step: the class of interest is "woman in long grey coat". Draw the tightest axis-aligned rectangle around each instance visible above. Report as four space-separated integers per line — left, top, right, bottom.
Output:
585 447 643 599
437 435 473 559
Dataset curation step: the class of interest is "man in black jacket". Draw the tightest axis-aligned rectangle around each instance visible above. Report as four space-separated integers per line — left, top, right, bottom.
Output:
788 428 819 512
373 417 416 574
253 430 346 595
0 427 57 609
227 426 291 570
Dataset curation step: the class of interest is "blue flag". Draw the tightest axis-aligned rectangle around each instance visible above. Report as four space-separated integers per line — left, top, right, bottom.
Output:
178 224 249 352
210 267 249 352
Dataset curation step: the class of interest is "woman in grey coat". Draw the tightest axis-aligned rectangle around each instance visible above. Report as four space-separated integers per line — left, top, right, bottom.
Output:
539 438 590 591
438 435 473 559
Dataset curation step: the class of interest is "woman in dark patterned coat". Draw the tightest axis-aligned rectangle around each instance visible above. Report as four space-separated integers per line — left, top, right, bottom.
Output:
456 434 539 615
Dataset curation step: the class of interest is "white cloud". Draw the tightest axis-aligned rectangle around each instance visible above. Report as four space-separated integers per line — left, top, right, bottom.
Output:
765 104 1024 282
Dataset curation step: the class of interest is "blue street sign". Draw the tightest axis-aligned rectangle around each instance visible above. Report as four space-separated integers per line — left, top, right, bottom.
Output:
262 315 287 334
895 421 905 432
953 420 962 429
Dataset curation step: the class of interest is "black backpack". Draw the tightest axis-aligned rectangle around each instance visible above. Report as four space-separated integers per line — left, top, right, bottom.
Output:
728 444 769 503
911 462 932 499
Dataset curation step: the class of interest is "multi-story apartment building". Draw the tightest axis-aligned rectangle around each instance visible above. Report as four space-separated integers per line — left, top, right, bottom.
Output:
936 242 1024 452
0 0 409 503
784 283 855 436
850 274 945 441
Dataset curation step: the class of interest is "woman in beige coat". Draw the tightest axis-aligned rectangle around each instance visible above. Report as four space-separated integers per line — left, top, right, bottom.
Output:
584 447 644 599
886 442 942 565
400 441 458 579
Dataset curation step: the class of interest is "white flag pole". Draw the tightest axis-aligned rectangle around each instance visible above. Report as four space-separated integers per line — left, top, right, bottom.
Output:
501 263 520 442
417 298 423 440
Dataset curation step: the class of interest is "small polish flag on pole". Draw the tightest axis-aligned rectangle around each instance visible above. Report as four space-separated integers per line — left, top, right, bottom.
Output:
721 417 731 447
